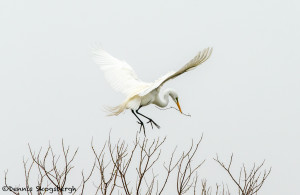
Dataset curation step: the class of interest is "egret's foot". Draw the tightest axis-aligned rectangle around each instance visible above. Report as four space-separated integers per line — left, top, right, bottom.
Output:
137 121 146 135
147 119 160 129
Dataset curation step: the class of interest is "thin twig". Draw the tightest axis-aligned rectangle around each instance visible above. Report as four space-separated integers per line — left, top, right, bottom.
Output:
155 106 191 117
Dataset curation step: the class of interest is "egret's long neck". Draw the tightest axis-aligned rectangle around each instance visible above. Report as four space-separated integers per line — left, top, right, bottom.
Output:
154 88 174 108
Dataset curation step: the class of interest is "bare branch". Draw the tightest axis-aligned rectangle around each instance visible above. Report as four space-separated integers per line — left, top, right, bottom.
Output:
177 136 205 195
214 154 271 195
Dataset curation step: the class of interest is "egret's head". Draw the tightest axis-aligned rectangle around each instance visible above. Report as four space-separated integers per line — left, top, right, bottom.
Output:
169 91 182 113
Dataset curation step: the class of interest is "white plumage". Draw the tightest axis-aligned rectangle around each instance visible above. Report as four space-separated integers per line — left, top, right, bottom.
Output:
94 47 212 133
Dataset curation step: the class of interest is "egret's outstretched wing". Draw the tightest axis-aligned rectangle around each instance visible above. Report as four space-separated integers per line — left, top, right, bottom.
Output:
139 47 213 96
94 49 150 96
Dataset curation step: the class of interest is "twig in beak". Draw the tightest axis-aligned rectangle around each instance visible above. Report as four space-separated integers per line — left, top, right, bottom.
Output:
155 106 191 117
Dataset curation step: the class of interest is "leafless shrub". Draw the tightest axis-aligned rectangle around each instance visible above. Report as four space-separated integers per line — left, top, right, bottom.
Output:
90 133 196 195
4 134 271 195
4 140 94 195
176 136 205 195
214 154 271 195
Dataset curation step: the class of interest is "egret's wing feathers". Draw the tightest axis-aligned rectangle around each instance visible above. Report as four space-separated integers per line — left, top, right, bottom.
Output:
139 47 213 96
94 49 150 96
161 47 213 84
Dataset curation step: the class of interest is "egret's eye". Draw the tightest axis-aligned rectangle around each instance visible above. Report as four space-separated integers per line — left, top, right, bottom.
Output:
176 97 179 102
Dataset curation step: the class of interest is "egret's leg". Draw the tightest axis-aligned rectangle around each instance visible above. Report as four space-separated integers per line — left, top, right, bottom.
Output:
131 110 146 135
136 109 160 129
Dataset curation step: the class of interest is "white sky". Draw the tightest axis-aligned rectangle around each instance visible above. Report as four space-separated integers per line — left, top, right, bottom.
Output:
0 0 299 194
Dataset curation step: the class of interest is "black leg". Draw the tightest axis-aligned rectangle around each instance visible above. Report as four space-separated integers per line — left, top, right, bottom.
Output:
131 109 146 135
136 108 160 129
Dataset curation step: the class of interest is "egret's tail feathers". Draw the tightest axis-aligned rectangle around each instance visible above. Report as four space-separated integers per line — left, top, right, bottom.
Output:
104 103 127 116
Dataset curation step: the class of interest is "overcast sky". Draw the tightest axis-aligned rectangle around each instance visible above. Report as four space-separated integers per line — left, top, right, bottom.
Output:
0 0 299 194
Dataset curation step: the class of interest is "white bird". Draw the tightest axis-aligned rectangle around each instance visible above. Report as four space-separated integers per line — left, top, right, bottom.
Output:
94 47 212 134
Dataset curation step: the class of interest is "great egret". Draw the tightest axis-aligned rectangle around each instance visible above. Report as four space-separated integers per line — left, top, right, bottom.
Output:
94 47 212 134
